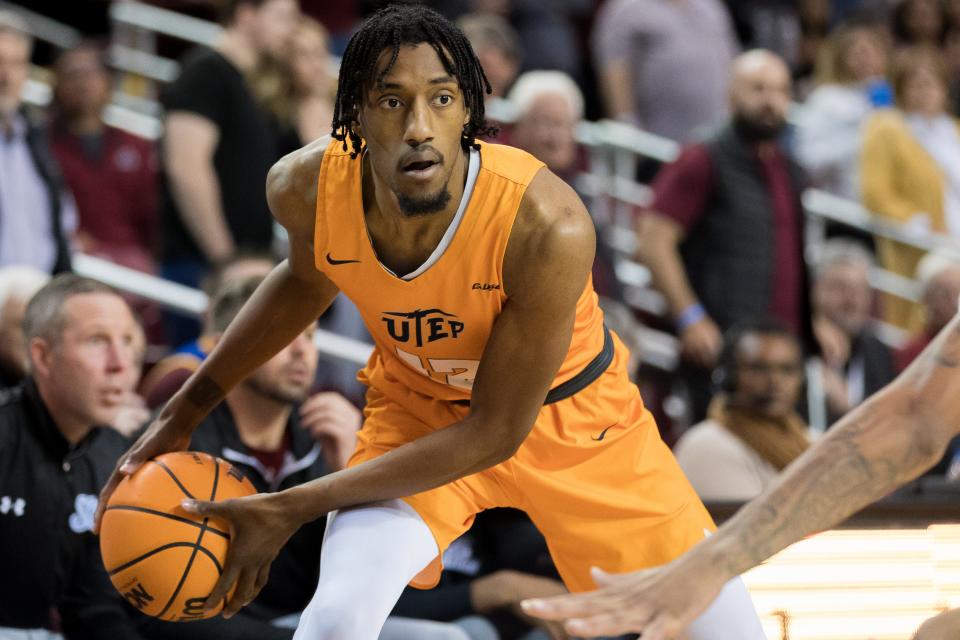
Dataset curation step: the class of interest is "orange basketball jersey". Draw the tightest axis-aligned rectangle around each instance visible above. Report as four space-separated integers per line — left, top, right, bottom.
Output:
313 139 606 402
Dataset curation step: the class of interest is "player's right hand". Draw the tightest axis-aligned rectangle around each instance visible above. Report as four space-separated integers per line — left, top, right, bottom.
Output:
93 414 193 534
521 554 728 640
679 316 722 369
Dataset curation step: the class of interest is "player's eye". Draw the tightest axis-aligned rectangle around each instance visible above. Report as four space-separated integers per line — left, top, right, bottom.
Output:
382 97 402 109
435 95 453 106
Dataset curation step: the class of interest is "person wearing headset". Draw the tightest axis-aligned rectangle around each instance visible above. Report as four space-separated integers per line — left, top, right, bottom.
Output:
672 317 811 501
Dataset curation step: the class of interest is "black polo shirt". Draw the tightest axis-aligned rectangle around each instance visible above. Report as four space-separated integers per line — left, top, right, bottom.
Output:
0 379 142 637
189 403 330 618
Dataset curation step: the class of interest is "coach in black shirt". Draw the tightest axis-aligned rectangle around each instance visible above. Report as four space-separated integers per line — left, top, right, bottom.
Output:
0 275 145 638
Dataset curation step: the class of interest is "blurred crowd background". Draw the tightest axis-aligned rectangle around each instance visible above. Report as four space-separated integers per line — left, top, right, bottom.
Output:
5 0 960 638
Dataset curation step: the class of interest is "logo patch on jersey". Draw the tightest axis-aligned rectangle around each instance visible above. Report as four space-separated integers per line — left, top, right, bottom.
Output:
472 282 501 291
68 494 98 533
382 308 465 347
0 496 25 517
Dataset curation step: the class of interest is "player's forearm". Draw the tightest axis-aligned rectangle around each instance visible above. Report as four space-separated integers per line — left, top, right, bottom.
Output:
166 160 235 263
706 385 945 581
282 414 527 523
162 262 338 430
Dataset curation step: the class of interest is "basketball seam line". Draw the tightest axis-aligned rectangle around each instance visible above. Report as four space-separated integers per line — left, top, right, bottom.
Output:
156 459 220 620
208 460 228 613
106 541 223 578
156 519 209 620
151 459 197 500
104 505 230 539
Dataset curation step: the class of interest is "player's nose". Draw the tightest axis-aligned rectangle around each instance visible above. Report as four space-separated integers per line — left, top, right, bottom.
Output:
404 97 434 145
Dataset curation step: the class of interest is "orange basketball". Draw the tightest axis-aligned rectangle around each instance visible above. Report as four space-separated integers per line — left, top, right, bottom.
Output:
99 451 256 622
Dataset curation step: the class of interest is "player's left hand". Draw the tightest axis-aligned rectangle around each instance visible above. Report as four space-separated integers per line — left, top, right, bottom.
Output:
182 492 301 618
521 558 727 639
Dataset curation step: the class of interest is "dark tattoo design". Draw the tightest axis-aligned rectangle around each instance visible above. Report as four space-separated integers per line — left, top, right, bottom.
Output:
718 403 938 578
185 375 225 410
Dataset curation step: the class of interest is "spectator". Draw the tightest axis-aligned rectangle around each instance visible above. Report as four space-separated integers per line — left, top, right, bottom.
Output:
794 0 835 93
507 70 627 307
674 318 810 501
509 0 592 84
254 17 336 154
139 275 468 640
280 17 334 148
795 24 891 199
861 46 960 329
507 70 583 184
896 248 960 371
0 266 48 388
806 240 895 432
50 43 159 276
158 0 297 316
592 0 739 142
0 275 145 637
139 252 276 409
636 50 809 421
891 0 946 48
0 11 73 274
457 13 521 100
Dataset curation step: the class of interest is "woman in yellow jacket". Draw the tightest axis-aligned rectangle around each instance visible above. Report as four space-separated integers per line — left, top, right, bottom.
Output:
861 46 960 329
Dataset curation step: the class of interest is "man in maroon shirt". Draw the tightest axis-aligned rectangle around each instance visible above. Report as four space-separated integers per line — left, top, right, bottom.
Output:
636 50 808 421
50 43 158 275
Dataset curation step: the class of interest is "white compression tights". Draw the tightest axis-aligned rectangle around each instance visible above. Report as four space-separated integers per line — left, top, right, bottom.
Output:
293 500 440 640
293 500 766 640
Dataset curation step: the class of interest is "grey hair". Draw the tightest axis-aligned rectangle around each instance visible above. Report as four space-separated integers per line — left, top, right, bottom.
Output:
0 10 33 50
23 274 117 344
507 70 584 121
915 248 960 290
815 238 875 280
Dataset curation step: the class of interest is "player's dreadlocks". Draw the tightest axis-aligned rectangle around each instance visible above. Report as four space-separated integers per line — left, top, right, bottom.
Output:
331 4 497 158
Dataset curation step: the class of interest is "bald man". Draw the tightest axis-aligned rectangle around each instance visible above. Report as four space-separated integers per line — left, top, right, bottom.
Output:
634 49 808 421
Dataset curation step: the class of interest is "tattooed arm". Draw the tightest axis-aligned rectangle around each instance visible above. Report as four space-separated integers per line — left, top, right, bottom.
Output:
524 314 960 639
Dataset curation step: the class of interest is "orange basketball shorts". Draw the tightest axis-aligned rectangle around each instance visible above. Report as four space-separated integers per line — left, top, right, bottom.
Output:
348 332 714 591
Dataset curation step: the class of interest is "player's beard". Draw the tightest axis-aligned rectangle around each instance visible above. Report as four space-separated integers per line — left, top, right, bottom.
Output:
396 187 452 217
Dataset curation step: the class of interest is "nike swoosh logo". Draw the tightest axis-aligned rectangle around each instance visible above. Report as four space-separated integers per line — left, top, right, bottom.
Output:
592 423 618 441
326 253 361 265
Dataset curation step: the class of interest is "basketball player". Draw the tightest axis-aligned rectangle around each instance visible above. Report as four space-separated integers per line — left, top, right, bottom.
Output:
524 316 960 638
95 6 764 638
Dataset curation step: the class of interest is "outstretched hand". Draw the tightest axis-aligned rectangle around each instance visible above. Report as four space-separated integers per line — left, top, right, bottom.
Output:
182 492 301 618
521 557 728 640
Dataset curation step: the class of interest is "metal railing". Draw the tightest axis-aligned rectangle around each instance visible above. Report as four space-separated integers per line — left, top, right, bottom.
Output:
72 254 374 366
0 0 80 49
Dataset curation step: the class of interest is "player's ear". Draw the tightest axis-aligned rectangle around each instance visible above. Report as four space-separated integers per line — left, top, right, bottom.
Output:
353 108 365 140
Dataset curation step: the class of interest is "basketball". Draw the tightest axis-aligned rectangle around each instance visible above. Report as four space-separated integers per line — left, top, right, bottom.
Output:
99 451 256 622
